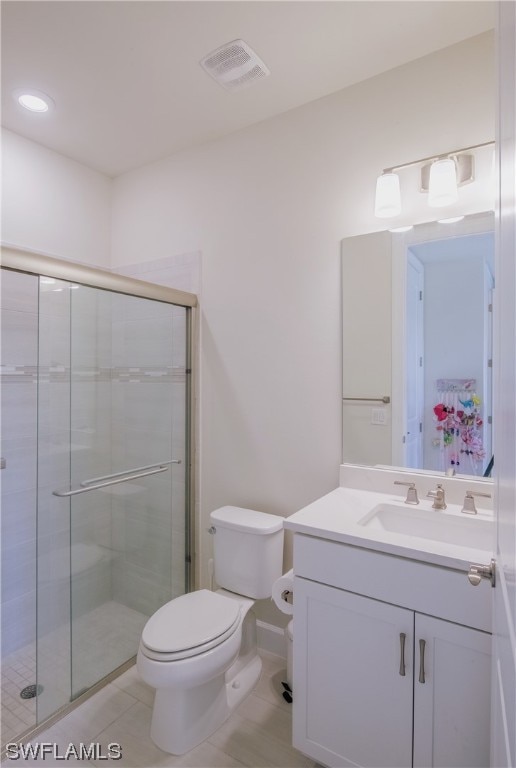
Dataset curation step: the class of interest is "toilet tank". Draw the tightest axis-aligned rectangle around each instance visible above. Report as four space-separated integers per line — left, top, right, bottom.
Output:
210 506 284 599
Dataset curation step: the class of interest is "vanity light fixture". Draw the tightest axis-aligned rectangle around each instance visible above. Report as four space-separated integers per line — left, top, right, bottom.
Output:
427 157 458 207
374 172 401 218
374 140 494 219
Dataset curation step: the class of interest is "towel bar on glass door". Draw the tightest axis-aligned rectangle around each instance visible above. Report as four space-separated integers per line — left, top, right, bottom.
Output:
80 460 181 487
342 396 391 404
52 460 181 497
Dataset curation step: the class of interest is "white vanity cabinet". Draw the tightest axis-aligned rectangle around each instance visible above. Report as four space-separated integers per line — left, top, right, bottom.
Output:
292 534 492 768
412 613 491 768
294 577 414 768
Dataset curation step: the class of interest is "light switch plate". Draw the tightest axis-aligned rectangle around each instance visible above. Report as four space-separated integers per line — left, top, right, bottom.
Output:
371 408 387 425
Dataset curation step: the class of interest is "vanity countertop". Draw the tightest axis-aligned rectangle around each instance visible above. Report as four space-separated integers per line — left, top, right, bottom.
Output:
284 485 494 571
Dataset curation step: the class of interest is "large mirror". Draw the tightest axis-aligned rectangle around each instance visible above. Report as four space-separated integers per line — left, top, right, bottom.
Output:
341 211 494 480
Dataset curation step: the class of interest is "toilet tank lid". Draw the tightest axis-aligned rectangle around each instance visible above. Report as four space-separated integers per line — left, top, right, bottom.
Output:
210 506 284 534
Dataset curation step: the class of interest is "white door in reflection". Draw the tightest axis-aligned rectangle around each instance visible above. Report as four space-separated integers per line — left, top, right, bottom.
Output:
399 230 494 476
405 254 424 468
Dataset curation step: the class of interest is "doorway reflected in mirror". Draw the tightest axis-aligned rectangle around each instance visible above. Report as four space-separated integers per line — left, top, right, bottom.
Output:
341 211 494 480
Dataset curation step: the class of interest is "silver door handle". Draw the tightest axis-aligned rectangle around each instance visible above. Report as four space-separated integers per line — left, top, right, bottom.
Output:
53 464 175 497
80 459 181 487
399 632 406 676
418 639 426 684
468 559 496 587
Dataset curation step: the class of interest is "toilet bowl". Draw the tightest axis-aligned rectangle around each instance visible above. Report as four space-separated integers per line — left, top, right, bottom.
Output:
137 506 284 755
137 589 259 754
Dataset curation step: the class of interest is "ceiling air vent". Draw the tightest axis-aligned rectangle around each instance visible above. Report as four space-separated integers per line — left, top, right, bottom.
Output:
200 39 270 91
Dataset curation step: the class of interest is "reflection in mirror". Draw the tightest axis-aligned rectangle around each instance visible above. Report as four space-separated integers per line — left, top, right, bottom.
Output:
341 212 494 480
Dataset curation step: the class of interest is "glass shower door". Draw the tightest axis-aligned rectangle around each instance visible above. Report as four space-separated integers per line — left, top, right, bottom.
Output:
38 279 189 714
0 268 39 745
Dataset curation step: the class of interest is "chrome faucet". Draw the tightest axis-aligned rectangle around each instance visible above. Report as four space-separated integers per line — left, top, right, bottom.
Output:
461 490 491 515
427 483 447 510
394 480 419 505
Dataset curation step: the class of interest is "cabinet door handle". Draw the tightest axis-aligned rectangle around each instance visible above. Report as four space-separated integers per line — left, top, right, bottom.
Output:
399 633 406 676
418 639 426 684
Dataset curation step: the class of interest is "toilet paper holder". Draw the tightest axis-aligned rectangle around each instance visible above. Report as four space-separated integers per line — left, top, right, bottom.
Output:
272 570 295 615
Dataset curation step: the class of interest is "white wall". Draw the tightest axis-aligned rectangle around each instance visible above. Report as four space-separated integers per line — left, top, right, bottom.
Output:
1 128 111 267
111 32 495 598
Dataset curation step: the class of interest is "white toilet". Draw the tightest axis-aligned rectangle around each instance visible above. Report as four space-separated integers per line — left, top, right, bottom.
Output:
137 506 284 755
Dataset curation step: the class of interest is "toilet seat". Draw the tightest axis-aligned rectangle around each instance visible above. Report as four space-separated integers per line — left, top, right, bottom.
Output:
140 590 242 662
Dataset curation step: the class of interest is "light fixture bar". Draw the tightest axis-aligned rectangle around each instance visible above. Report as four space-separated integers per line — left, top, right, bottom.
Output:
382 140 494 174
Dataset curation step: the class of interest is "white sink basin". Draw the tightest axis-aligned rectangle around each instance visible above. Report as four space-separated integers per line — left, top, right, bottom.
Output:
358 503 493 551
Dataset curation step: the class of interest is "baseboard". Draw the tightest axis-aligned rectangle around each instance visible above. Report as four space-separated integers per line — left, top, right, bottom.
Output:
256 619 287 659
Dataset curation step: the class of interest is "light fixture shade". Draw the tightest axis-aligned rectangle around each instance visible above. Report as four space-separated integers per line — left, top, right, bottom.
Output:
374 172 401 218
428 158 458 207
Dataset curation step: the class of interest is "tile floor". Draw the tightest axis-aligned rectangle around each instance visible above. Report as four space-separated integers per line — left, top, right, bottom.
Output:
1 602 147 748
2 652 315 767
1 643 37 744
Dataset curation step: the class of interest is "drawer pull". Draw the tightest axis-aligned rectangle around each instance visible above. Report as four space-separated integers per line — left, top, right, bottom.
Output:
399 632 406 676
419 639 426 684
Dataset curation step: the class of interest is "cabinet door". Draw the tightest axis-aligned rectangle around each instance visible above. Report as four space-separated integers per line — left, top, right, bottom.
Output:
293 577 414 768
413 614 492 768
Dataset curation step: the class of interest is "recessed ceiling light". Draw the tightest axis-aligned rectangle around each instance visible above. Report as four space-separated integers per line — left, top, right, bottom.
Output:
389 225 414 233
438 216 465 224
13 88 54 113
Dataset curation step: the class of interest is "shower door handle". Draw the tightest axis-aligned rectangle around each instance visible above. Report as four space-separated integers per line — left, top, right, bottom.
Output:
52 461 180 497
80 459 181 487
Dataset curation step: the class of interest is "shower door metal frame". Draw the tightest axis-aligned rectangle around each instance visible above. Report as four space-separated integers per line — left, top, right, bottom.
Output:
0 244 198 749
1 246 197 308
2 244 197 592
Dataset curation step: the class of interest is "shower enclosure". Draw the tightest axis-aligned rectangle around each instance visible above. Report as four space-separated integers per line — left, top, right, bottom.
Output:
1 248 196 746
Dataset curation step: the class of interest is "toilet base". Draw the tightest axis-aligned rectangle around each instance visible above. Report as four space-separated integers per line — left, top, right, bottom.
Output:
150 654 262 755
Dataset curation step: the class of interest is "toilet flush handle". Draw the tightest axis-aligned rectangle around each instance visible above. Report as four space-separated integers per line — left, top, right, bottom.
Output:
208 526 216 534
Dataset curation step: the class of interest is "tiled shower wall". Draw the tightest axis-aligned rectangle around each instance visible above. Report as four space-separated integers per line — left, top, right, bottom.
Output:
110 252 200 617
109 298 186 615
1 270 39 657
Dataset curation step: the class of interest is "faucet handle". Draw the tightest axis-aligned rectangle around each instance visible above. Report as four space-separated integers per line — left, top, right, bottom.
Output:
462 490 492 515
426 483 447 510
394 480 419 505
